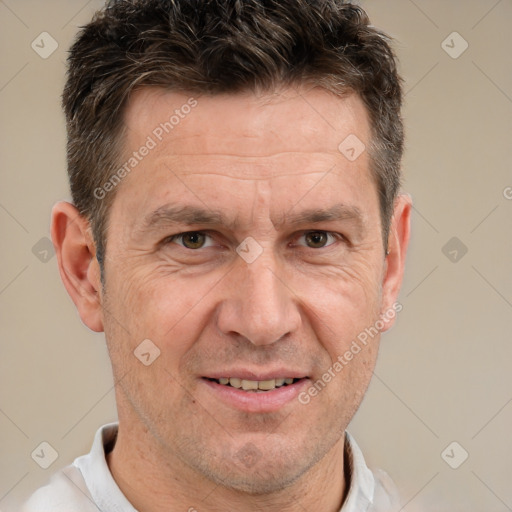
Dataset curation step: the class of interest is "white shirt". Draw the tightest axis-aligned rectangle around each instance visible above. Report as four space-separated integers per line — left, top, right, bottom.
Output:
21 423 400 512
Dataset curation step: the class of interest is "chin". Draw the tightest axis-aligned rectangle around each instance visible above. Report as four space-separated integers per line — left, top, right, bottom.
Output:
194 441 324 496
212 464 308 495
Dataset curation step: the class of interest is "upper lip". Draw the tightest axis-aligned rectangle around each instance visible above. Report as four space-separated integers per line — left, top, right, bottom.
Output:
203 369 309 381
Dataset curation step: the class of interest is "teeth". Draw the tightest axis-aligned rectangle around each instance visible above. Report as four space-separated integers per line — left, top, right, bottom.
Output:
258 379 276 390
229 377 242 388
241 379 259 390
216 377 297 391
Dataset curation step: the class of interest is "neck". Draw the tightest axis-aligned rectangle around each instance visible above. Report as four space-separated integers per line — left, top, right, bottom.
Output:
107 422 348 512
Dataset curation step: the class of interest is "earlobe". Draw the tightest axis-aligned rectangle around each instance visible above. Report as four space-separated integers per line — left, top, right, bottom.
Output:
380 194 412 331
51 201 104 332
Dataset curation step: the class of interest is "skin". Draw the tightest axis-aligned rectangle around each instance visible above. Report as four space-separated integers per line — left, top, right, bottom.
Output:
52 86 411 512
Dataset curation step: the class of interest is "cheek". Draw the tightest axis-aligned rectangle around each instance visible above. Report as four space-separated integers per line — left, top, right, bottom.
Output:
297 260 382 341
102 268 213 416
107 264 225 359
291 263 383 402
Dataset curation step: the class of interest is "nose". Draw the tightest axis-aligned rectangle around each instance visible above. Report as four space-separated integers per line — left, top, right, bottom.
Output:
216 251 301 346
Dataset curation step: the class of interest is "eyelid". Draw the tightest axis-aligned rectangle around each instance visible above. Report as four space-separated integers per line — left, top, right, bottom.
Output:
165 230 215 248
293 230 343 248
161 229 346 250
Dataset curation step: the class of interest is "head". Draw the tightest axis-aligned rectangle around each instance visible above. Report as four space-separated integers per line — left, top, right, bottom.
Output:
53 0 410 497
62 0 404 283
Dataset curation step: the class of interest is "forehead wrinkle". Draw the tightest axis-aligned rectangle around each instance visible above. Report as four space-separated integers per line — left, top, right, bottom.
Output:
272 204 366 231
178 170 330 182
138 201 366 235
150 154 339 182
136 204 242 235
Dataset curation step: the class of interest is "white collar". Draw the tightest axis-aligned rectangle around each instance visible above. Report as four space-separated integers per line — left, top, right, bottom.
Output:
74 423 137 512
75 423 381 512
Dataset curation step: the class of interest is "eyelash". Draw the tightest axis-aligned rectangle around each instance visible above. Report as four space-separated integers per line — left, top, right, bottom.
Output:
163 230 345 249
165 231 215 248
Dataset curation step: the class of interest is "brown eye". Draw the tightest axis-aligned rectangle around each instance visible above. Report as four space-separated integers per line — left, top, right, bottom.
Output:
304 231 329 248
171 231 211 249
182 232 206 249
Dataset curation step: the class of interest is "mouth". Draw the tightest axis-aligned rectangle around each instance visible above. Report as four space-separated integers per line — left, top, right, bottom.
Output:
201 375 309 413
204 377 302 392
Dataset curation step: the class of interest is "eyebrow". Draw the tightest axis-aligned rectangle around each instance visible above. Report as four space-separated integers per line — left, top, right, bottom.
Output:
138 203 365 235
283 205 364 228
139 204 236 234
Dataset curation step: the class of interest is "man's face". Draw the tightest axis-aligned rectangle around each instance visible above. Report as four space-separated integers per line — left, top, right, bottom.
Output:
99 87 397 492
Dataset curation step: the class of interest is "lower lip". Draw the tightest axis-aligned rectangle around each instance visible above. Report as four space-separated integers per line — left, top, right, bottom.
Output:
202 378 309 413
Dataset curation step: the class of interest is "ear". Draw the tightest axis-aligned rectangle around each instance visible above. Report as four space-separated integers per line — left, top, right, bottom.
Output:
380 194 411 332
51 201 104 332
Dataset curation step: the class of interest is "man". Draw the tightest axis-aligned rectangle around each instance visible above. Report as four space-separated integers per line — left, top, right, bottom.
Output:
22 0 411 511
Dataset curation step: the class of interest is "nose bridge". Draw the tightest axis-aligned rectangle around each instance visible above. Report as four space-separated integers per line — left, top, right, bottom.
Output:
246 255 281 316
217 248 300 345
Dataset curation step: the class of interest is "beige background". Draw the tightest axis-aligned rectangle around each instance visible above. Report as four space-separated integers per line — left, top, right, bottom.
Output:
1 1 511 511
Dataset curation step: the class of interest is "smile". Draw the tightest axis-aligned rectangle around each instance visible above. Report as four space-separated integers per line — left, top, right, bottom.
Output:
208 377 300 391
201 375 309 413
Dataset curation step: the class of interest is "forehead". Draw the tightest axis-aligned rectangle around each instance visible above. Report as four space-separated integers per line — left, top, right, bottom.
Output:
111 86 376 233
123 86 370 162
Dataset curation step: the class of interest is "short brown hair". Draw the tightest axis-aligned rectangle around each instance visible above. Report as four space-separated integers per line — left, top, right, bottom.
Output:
63 0 403 282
